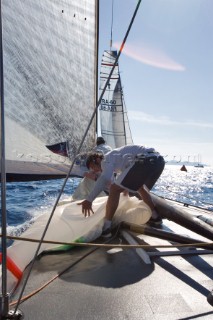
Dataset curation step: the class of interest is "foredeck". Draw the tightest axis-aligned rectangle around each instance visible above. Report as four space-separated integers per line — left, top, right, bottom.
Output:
10 208 213 320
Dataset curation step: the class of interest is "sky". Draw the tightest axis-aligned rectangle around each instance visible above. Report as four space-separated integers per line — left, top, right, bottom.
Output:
99 0 213 166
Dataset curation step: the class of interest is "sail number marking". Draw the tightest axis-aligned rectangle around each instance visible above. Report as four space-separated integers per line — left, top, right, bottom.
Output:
100 99 117 112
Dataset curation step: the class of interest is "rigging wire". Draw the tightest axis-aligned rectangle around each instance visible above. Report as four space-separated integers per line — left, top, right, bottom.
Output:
13 0 143 313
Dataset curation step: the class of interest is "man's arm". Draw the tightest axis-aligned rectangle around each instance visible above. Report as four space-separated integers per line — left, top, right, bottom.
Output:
86 174 109 202
78 175 110 217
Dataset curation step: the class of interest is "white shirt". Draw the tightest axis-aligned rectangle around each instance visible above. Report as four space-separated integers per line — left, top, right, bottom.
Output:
93 143 112 155
86 145 158 202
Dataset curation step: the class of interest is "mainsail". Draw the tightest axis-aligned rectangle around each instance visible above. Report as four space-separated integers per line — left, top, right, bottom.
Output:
1 0 98 181
99 50 133 148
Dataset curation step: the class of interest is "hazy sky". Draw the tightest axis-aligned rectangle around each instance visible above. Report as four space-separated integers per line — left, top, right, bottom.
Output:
99 0 213 165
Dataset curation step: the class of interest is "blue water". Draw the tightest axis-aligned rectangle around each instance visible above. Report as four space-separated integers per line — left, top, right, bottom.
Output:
155 165 213 210
0 164 213 249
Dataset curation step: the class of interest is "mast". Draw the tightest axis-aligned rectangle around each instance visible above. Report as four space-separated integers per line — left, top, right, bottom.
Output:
110 0 127 146
120 75 127 145
95 0 99 136
0 0 9 316
110 0 114 51
0 0 8 316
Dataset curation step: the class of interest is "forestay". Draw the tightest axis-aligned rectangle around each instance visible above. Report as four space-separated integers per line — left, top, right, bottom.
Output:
2 0 98 181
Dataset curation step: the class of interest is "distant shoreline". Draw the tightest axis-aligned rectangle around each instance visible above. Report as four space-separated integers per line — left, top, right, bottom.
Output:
165 161 208 167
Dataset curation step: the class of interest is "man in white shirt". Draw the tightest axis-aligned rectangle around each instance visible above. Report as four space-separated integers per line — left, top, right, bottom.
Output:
72 137 112 200
93 136 112 154
79 144 165 236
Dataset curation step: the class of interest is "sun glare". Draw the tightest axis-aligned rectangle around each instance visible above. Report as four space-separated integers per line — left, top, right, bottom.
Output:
114 42 185 72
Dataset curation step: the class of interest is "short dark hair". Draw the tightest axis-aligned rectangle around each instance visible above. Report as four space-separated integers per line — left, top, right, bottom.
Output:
86 152 104 169
96 136 105 145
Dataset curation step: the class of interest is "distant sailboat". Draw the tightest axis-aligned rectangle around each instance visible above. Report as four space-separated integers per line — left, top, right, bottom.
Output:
194 164 204 168
99 50 133 148
194 154 204 168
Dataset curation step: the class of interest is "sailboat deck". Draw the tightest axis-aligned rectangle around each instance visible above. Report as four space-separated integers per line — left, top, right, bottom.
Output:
11 213 213 320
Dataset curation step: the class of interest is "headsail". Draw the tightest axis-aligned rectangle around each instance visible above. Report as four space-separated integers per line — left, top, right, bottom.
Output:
99 50 133 148
2 1 98 181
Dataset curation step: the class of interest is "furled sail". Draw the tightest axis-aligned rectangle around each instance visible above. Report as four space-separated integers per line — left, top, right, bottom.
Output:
99 50 133 149
1 0 98 181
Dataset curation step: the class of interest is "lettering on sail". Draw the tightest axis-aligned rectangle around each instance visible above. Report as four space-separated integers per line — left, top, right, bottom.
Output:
100 99 117 112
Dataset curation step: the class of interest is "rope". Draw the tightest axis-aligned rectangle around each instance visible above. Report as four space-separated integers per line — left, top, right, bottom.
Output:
1 234 213 249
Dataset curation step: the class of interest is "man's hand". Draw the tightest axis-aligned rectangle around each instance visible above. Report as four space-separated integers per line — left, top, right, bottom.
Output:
78 200 94 217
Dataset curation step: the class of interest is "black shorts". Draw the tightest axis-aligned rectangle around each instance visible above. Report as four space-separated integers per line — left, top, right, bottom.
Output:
115 155 165 191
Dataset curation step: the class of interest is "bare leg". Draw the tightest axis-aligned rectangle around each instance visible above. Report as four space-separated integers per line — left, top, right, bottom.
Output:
105 184 124 220
138 185 154 209
138 185 158 218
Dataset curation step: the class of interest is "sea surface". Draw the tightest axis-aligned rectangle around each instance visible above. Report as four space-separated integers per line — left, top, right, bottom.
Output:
0 164 213 250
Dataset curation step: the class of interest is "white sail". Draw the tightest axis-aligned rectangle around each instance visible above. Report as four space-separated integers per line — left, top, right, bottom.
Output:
2 0 98 181
99 50 133 149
